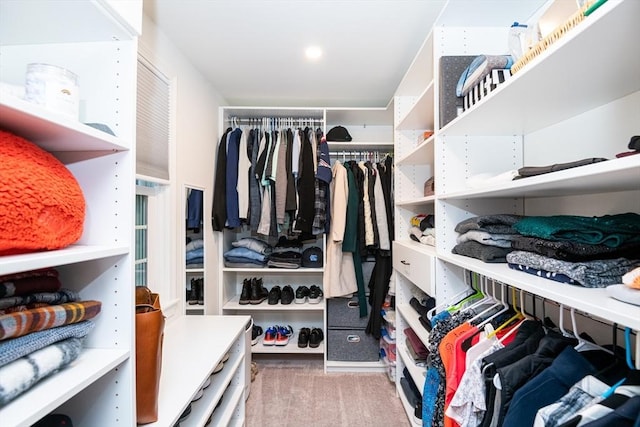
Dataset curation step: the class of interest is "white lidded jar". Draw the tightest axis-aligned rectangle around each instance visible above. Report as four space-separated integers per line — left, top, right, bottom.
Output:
24 63 79 119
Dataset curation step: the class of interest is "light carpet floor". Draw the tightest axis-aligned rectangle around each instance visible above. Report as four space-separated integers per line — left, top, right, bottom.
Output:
245 355 408 427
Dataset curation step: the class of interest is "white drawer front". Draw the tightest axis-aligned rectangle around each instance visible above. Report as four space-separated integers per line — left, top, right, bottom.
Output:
393 241 435 295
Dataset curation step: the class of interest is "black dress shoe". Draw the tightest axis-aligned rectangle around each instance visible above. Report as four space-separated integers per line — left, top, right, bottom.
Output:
280 285 294 305
309 328 324 348
268 286 281 305
298 327 311 348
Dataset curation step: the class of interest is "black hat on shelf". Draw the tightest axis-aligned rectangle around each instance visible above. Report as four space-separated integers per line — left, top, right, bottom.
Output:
302 246 323 268
326 125 352 142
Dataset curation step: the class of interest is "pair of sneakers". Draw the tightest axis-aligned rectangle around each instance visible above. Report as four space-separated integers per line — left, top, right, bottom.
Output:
263 325 294 346
267 285 294 305
295 285 323 304
297 327 324 348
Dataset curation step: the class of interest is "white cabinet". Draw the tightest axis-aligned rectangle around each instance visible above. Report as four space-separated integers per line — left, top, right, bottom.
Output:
392 0 640 424
0 1 139 425
150 315 249 427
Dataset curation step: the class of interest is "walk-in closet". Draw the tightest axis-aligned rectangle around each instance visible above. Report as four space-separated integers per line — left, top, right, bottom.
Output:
0 0 638 426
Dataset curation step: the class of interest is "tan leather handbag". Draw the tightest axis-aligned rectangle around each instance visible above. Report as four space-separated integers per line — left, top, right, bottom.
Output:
135 286 165 424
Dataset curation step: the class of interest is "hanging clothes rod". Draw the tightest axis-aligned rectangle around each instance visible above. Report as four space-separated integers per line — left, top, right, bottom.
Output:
226 117 324 123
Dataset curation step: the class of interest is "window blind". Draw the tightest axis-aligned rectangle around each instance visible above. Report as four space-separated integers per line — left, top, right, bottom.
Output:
136 57 170 180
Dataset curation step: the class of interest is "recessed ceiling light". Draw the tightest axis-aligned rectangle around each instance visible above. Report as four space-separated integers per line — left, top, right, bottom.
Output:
305 46 323 61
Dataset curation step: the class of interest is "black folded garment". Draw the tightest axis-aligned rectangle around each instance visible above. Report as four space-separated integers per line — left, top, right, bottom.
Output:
269 250 302 267
452 240 512 263
410 296 435 317
419 314 433 332
511 235 640 262
514 157 607 179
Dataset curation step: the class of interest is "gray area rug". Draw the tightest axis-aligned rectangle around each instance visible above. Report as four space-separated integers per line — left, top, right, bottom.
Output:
245 356 407 427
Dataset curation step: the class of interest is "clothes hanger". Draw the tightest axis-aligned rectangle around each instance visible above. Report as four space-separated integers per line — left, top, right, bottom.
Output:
486 287 525 339
427 287 478 320
463 273 491 312
467 276 501 324
571 307 615 355
474 281 511 329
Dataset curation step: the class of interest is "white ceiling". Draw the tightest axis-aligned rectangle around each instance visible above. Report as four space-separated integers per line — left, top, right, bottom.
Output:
143 0 448 108
142 0 549 108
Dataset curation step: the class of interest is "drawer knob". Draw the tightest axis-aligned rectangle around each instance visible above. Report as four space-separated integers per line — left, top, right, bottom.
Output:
347 335 361 343
347 301 359 308
401 260 410 265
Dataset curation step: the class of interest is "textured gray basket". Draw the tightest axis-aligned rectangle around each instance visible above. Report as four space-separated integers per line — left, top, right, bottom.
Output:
327 329 380 362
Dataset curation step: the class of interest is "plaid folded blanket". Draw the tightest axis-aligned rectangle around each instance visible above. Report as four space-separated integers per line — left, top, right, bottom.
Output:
0 320 94 368
0 289 80 311
0 300 101 340
0 268 61 298
0 337 84 406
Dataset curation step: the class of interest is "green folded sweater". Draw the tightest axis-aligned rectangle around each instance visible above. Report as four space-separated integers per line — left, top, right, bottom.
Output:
513 213 640 248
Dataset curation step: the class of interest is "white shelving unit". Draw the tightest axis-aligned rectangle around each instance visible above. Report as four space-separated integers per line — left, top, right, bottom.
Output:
217 106 394 372
391 0 640 424
0 1 141 425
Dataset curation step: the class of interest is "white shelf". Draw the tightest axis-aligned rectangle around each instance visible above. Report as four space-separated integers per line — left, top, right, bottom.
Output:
438 155 640 200
439 253 640 331
198 385 244 427
440 0 640 137
396 81 435 130
327 141 394 151
398 382 422 427
152 315 249 427
396 195 436 207
398 344 426 393
0 245 128 276
251 334 324 354
224 296 325 312
0 348 129 427
0 96 130 152
180 367 244 427
222 267 324 274
396 135 435 166
325 359 387 372
397 304 430 345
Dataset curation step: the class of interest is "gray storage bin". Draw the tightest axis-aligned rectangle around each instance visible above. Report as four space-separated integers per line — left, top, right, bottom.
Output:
327 329 380 362
327 296 370 329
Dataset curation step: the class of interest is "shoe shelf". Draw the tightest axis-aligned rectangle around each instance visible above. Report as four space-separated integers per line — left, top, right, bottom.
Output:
222 267 324 274
150 315 248 427
397 344 426 393
398 383 422 427
223 296 325 311
251 333 324 354
179 361 244 427
325 360 387 372
397 304 429 345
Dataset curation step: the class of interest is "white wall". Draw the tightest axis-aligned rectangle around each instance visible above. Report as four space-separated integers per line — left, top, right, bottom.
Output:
140 14 227 314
